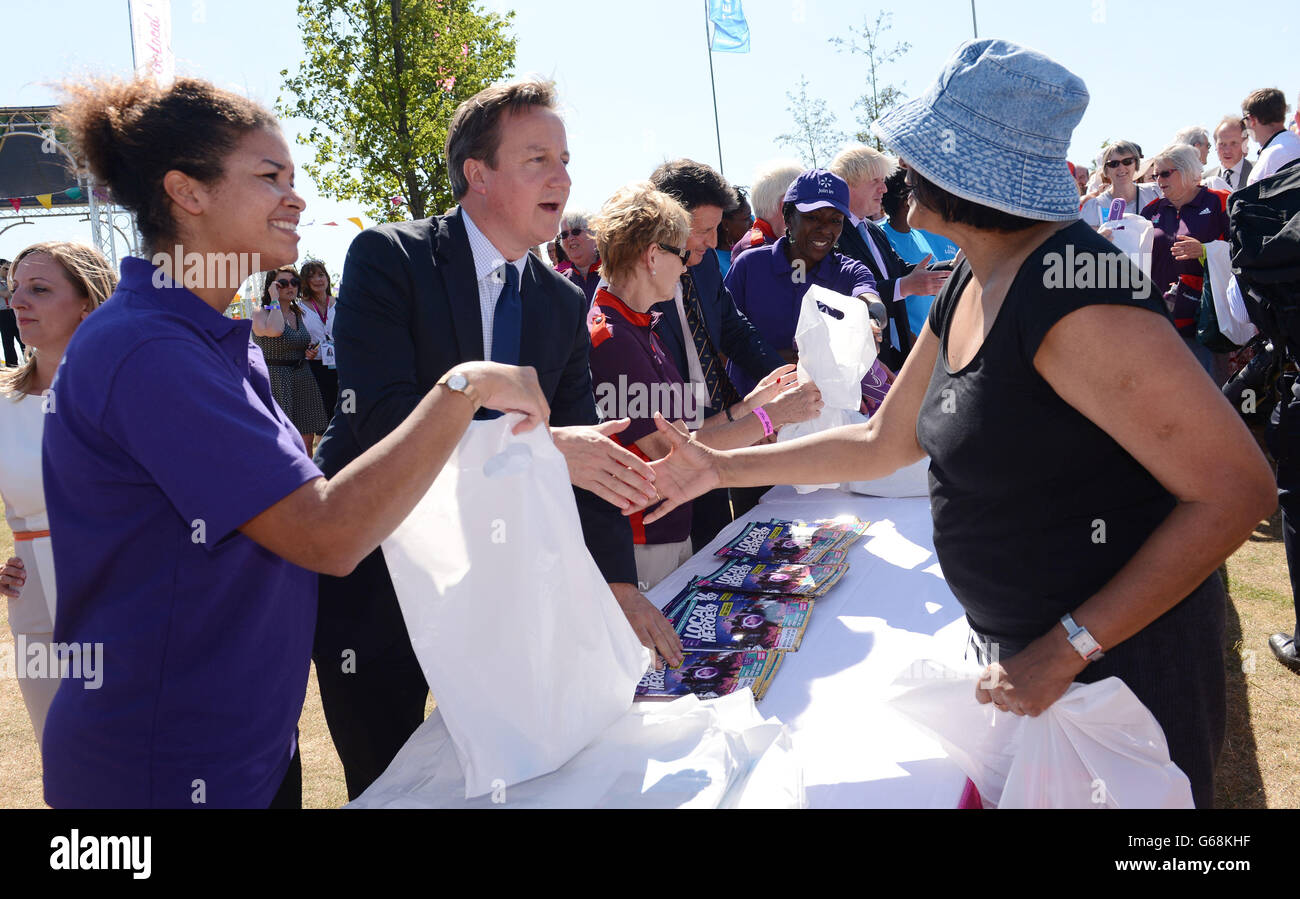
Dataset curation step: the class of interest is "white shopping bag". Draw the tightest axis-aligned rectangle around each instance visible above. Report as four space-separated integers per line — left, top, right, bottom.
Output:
348 691 804 809
381 415 650 798
778 285 875 492
779 283 929 496
888 661 1193 808
1102 213 1156 280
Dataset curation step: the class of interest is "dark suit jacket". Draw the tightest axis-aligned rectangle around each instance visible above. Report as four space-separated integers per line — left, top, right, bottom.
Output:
651 248 785 413
1205 159 1252 188
836 218 916 369
313 209 637 648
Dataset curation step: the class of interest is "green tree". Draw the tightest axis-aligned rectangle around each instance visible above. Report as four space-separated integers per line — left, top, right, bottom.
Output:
829 11 910 151
775 75 847 169
279 0 516 222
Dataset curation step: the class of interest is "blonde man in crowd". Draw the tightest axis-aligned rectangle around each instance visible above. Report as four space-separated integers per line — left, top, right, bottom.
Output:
830 145 950 370
731 158 802 260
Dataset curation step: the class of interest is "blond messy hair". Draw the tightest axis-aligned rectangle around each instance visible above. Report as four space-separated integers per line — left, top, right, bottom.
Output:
591 181 690 285
1 242 116 399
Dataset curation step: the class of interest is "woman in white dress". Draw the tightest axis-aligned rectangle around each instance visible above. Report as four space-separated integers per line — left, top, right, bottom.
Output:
0 241 115 748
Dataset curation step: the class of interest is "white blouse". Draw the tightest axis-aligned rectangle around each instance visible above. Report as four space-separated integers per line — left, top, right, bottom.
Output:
299 297 336 346
1080 183 1163 228
0 391 56 631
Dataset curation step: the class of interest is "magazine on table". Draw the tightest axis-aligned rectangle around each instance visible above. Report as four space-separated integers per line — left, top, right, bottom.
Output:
634 649 784 701
668 589 813 652
715 517 870 565
694 558 848 597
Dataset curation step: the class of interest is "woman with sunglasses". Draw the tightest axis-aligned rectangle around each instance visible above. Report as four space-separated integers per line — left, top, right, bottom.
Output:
586 182 816 589
1080 140 1162 228
558 209 601 301
1140 143 1233 378
253 266 328 454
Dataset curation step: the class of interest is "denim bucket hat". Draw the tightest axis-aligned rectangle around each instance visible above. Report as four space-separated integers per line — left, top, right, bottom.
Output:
871 39 1089 222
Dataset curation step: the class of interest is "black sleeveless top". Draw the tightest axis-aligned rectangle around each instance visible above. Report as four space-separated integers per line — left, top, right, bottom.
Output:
916 221 1177 644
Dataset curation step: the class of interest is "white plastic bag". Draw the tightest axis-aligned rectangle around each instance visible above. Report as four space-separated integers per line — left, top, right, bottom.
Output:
888 660 1193 808
348 691 805 809
779 285 875 492
381 415 650 798
779 284 930 496
1101 213 1156 280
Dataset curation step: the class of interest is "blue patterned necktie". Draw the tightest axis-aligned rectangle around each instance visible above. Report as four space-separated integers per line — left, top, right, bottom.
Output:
491 262 521 365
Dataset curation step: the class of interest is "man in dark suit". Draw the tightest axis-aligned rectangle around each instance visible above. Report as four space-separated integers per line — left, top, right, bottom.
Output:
312 79 683 799
647 159 791 545
1204 116 1253 190
830 147 951 371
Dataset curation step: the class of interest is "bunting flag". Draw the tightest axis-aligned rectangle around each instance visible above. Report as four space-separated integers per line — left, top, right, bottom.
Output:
35 194 52 209
708 0 750 53
348 217 363 230
8 198 19 212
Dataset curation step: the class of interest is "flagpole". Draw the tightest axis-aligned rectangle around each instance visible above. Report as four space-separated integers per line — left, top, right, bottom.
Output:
970 0 978 38
127 0 138 70
704 1 725 177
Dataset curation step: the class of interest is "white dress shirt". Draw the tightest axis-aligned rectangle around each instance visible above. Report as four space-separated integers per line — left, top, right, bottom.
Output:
461 207 529 361
1248 129 1300 186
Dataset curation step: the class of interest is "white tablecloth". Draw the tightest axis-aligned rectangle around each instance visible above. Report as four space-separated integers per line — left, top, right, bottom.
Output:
645 485 974 808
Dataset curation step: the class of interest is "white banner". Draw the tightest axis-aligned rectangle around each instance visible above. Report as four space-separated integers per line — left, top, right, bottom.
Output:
130 0 174 86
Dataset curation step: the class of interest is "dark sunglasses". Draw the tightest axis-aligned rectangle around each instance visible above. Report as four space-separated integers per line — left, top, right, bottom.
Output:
1105 156 1137 169
275 277 301 288
657 242 691 265
559 227 586 241
1151 168 1177 180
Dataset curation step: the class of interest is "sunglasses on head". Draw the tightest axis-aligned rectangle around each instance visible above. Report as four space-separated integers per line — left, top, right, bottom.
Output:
657 242 691 265
1105 156 1137 169
559 227 586 241
275 277 301 288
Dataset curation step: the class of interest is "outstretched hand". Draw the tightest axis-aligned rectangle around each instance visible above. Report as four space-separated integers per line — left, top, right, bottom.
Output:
552 419 658 510
640 413 723 525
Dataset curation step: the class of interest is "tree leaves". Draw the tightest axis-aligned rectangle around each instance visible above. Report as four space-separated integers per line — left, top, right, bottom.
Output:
775 75 847 169
829 11 910 151
278 0 516 222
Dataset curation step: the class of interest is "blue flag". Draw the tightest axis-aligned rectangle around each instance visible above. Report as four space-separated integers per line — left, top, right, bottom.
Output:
709 0 750 53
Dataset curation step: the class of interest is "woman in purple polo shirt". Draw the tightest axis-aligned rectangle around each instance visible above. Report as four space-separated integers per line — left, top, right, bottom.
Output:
586 182 822 589
1140 143 1232 378
723 169 881 397
41 76 549 809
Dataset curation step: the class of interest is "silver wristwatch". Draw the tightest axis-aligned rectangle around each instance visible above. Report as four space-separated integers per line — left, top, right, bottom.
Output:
437 370 479 410
1060 613 1104 662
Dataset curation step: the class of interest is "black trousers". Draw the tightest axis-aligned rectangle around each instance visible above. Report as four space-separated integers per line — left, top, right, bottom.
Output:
268 744 302 809
1266 376 1300 640
308 359 338 435
0 309 23 366
313 547 428 801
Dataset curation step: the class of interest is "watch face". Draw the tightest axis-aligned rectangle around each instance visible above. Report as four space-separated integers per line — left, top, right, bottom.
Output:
447 373 468 391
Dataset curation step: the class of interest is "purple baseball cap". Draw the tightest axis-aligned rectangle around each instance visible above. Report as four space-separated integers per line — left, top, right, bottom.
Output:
783 169 852 218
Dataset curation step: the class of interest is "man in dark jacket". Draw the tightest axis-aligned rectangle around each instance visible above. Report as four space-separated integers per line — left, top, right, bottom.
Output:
648 159 788 546
313 79 682 799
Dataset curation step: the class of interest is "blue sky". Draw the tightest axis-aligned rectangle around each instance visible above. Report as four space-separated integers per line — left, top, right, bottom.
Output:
2 0 1297 275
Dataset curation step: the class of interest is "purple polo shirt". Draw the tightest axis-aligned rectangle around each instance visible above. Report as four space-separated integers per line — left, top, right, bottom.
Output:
588 288 692 545
41 256 322 808
1141 187 1229 333
723 236 878 395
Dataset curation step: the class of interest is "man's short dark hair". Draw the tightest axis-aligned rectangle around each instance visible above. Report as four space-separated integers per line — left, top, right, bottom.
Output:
907 168 1039 233
446 78 558 200
1242 88 1287 126
650 159 734 212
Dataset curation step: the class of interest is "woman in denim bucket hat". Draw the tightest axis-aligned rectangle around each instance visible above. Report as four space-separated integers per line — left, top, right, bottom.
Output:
638 39 1274 807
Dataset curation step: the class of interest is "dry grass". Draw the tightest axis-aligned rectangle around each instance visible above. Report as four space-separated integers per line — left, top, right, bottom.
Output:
1 500 1297 809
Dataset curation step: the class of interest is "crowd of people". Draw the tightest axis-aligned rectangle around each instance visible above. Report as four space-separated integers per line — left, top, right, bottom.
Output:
0 37 1296 809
